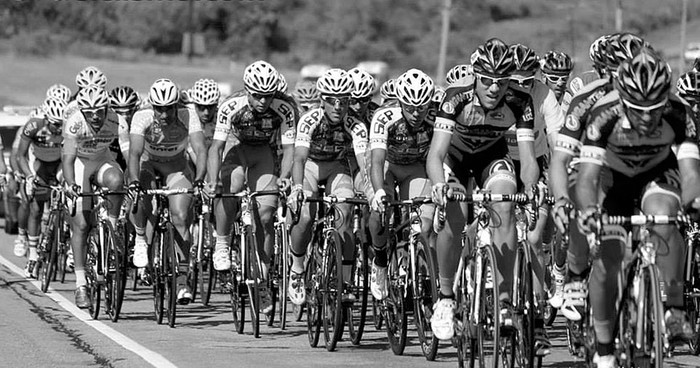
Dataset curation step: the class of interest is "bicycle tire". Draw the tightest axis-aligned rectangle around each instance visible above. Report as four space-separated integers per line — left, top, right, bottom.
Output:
152 230 165 324
456 256 471 368
164 223 178 328
278 224 290 330
385 243 408 355
59 216 70 284
415 239 440 360
106 222 126 322
40 213 58 293
244 226 260 338
322 230 344 351
86 229 101 320
471 244 501 368
190 224 200 303
514 244 535 368
685 240 700 355
305 242 322 347
199 219 215 306
347 238 368 345
635 266 665 368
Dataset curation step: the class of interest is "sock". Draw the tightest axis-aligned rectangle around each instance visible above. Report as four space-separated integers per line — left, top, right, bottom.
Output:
134 225 146 237
373 247 388 267
215 234 231 251
596 342 614 356
75 269 87 287
18 228 27 239
439 277 455 297
291 252 305 274
28 236 39 261
439 291 455 300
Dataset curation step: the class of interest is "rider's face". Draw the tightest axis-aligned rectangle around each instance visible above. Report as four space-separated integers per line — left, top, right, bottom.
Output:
247 91 274 113
400 102 430 127
623 100 665 137
81 107 107 125
474 73 510 109
322 95 350 124
153 104 177 124
195 103 218 124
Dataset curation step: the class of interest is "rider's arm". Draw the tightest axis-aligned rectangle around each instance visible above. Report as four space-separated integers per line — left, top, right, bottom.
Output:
679 156 700 205
128 134 144 184
370 149 386 192
541 87 565 149
278 100 298 180
189 131 208 182
207 139 225 184
16 136 33 178
675 111 700 205
117 114 130 164
426 130 451 185
61 138 78 187
291 146 309 187
279 144 294 180
575 161 600 210
516 138 539 190
549 150 573 200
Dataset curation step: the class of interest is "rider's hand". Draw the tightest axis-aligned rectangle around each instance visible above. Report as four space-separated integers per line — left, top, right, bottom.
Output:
24 175 35 198
127 180 142 201
193 179 205 196
431 182 448 207
0 172 6 187
526 183 546 208
684 198 700 222
577 205 600 234
371 188 387 213
288 184 305 213
203 181 219 198
277 177 291 193
65 183 80 199
552 197 574 234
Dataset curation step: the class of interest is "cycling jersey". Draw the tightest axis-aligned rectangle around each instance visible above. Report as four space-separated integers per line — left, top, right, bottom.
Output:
553 78 614 157
213 92 296 147
504 81 564 160
568 70 600 97
436 82 535 160
352 101 380 128
63 108 128 159
130 107 202 162
295 108 368 162
580 91 700 177
20 118 62 162
369 104 435 165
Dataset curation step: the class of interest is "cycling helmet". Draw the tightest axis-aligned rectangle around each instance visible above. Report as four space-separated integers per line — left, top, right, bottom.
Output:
243 60 280 94
445 64 473 85
396 69 435 107
316 68 354 96
348 68 376 99
75 66 107 89
148 78 179 106
677 72 700 98
470 38 515 77
604 33 648 72
380 79 397 100
541 51 574 75
293 81 321 103
190 79 220 105
109 86 139 108
589 34 611 68
76 85 109 109
278 73 288 93
46 84 72 103
433 86 446 103
510 44 540 74
615 48 671 106
42 97 66 122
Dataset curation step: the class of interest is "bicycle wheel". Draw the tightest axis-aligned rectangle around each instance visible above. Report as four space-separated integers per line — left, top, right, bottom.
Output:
152 230 165 324
106 222 126 322
163 223 178 328
322 230 344 351
347 238 368 345
686 242 700 355
40 213 58 293
59 216 70 284
277 224 291 330
414 239 439 360
306 241 322 347
456 257 472 368
385 245 408 355
513 244 535 368
200 219 215 306
634 266 665 368
86 229 101 320
189 225 200 303
471 245 501 368
244 227 260 338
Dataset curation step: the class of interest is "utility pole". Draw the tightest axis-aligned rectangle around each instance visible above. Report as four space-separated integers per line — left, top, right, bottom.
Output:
437 0 452 85
187 0 194 62
679 0 688 72
615 0 623 32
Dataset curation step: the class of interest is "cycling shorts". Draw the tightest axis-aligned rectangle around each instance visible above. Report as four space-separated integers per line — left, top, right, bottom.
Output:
303 159 354 199
31 158 61 201
139 158 193 191
382 161 434 220
444 139 516 193
221 143 278 209
74 153 121 212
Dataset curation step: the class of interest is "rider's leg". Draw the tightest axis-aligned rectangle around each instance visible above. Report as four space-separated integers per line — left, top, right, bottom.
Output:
289 159 320 274
95 163 124 229
327 166 355 285
247 145 278 282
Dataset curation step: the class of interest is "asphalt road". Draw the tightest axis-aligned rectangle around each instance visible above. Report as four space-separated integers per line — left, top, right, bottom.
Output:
1 219 699 368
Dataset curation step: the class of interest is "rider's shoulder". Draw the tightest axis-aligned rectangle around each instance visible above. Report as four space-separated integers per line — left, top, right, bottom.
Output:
299 107 324 124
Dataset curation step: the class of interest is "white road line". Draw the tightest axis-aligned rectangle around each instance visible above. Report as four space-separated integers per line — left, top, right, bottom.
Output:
0 254 178 368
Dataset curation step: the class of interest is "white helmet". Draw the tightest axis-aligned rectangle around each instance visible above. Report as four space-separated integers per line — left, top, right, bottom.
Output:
316 68 354 96
396 69 435 106
277 73 288 93
76 85 109 109
149 79 179 106
243 60 280 94
42 97 67 122
46 84 72 103
76 66 107 89
190 79 221 105
348 68 376 99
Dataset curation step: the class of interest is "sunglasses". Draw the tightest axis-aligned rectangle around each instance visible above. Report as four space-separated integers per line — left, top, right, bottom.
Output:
622 98 667 113
81 107 106 115
195 103 218 111
401 103 430 114
322 96 350 106
47 117 63 126
351 96 372 104
543 74 569 84
249 91 275 100
153 104 176 113
475 73 510 87
113 107 136 115
510 76 535 89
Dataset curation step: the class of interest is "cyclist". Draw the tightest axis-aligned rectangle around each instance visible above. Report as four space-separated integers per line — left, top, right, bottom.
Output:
445 64 473 86
576 48 699 367
379 78 399 106
549 33 648 319
108 86 140 170
10 126 29 258
677 71 700 113
47 84 72 104
16 97 66 278
287 68 370 306
427 38 539 340
62 85 128 308
540 51 574 109
433 86 446 104
128 79 208 305
278 73 288 94
188 78 221 149
505 43 565 355
568 35 612 96
205 61 297 315
367 68 436 300
348 68 379 127
65 66 108 120
292 81 321 113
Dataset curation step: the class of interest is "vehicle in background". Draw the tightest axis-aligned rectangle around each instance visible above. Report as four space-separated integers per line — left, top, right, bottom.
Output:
299 64 331 83
0 106 31 234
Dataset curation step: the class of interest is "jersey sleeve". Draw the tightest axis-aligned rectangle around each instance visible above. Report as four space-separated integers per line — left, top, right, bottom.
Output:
507 89 535 142
61 114 81 156
578 104 618 167
275 100 297 146
369 107 395 151
541 87 565 144
21 119 40 142
185 107 203 134
346 116 368 156
435 85 474 135
129 110 151 136
117 113 130 155
295 108 322 149
213 97 238 142
670 98 700 161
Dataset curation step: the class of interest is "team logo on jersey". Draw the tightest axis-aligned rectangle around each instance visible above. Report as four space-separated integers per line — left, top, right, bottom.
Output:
69 121 82 135
565 115 580 131
261 118 273 129
489 111 505 120
686 113 697 138
442 101 455 115
586 124 601 141
569 77 584 94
